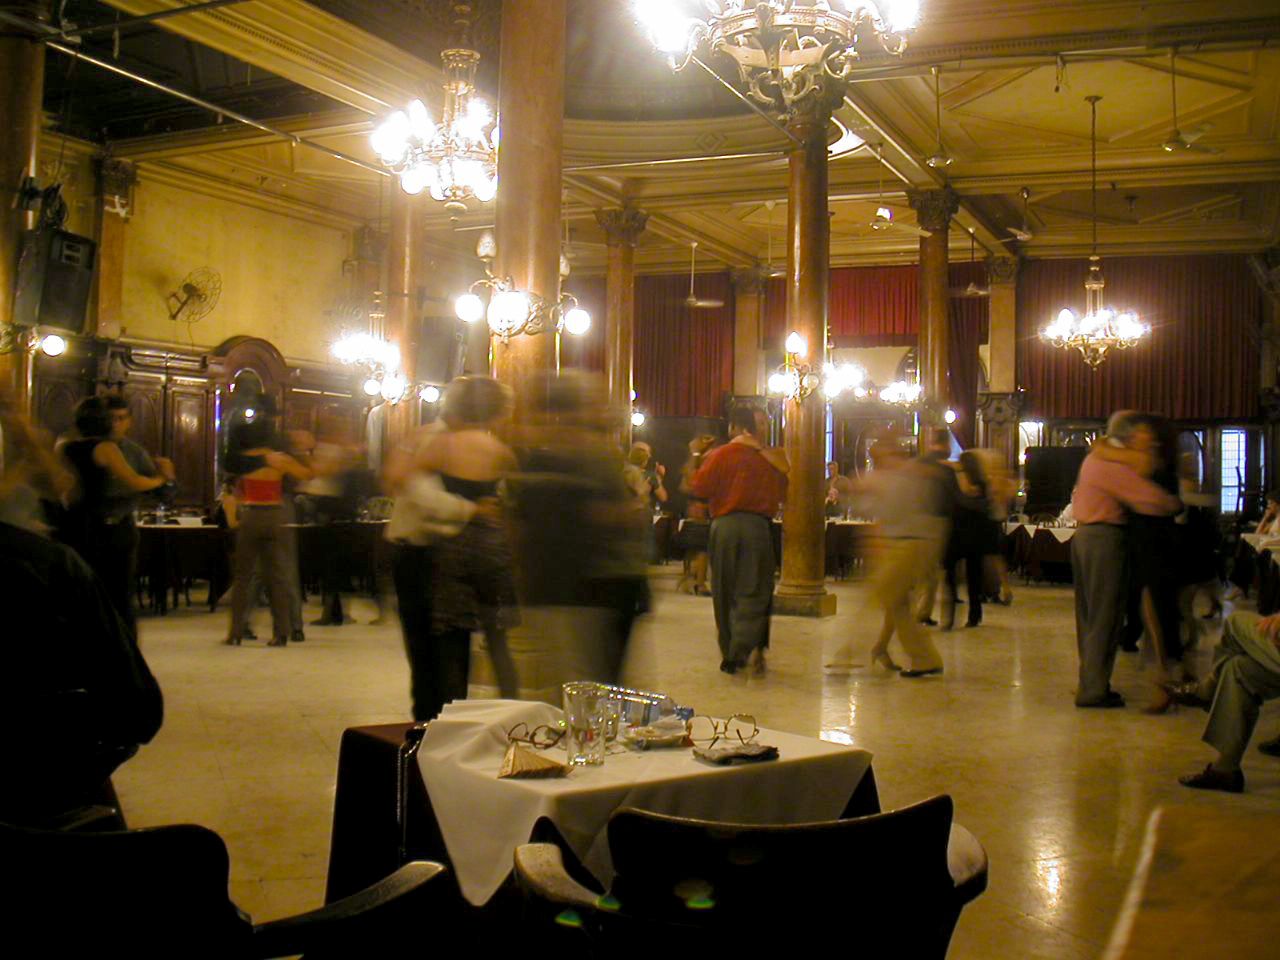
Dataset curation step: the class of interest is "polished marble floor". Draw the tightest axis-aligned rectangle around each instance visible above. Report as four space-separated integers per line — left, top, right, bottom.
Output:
116 574 1280 957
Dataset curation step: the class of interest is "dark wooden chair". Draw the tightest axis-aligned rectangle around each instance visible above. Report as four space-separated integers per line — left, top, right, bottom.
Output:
514 794 987 957
1 819 447 959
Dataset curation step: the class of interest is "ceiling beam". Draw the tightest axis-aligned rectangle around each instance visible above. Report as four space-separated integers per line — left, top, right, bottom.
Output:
108 107 372 161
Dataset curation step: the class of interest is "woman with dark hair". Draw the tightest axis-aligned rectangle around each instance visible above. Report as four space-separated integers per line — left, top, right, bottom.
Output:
224 400 312 647
413 376 520 713
59 396 175 632
941 451 997 630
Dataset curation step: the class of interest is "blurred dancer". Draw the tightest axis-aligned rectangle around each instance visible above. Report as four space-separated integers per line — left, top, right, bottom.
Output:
689 406 788 676
676 434 716 596
415 377 520 708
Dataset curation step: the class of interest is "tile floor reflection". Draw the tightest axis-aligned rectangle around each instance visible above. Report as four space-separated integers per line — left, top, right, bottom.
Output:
115 574 1280 956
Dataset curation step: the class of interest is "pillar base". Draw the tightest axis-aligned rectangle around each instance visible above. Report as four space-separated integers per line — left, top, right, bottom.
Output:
772 590 837 618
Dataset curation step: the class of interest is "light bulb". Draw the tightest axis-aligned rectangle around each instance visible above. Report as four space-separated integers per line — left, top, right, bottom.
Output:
244 407 256 421
784 331 807 357
630 390 638 402
488 290 530 334
944 409 958 424
363 377 383 397
634 0 696 54
563 307 591 336
472 175 496 203
407 99 433 140
39 333 66 357
455 293 485 324
631 411 646 428
381 373 406 403
399 165 427 196
475 230 497 260
767 372 789 395
419 385 441 404
883 0 921 33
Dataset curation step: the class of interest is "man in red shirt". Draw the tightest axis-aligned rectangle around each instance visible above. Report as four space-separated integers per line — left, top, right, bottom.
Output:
689 406 788 675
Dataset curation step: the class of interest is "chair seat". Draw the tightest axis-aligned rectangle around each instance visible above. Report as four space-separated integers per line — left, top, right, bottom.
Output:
948 822 989 902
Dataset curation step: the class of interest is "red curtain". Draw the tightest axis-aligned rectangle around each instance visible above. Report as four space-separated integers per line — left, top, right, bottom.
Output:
1016 255 1261 421
634 271 736 418
765 264 920 346
948 261 989 448
560 276 606 373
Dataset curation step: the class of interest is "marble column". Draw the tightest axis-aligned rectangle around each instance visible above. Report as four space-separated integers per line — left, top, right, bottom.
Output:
91 158 137 340
774 86 843 619
489 0 566 403
732 268 766 397
385 188 422 446
978 255 1021 469
907 188 959 419
0 1 49 410
595 205 647 441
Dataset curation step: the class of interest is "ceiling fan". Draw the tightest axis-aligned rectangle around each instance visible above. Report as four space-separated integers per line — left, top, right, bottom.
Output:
951 228 990 298
685 241 725 309
869 144 931 237
1162 48 1221 155
1002 187 1035 243
924 65 952 169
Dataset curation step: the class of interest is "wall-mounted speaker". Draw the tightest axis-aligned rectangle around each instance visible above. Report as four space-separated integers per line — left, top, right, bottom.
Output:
12 228 97 332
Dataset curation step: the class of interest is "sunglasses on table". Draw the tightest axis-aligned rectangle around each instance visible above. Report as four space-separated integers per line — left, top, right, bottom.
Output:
686 714 759 748
506 722 566 749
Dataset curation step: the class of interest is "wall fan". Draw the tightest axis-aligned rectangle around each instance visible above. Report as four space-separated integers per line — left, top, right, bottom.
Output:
167 268 221 323
1162 49 1220 155
685 241 725 309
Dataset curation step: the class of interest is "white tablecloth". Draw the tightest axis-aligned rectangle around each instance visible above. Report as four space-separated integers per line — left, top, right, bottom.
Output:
418 699 874 906
1004 522 1076 544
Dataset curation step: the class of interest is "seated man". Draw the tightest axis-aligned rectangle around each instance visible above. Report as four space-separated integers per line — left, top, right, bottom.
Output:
0 516 163 824
1177 611 1280 793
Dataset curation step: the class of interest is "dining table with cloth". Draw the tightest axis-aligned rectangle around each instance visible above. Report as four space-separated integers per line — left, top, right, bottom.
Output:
1003 522 1076 582
323 701 880 909
419 699 875 906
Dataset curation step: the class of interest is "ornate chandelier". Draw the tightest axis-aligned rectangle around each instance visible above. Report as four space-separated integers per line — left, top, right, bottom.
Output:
453 232 591 342
634 1 920 108
1040 95 1147 369
370 7 497 213
767 332 865 402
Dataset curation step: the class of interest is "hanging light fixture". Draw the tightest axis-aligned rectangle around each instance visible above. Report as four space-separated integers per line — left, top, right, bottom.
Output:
634 1 919 109
454 232 590 341
1040 95 1148 368
370 3 497 214
767 332 865 403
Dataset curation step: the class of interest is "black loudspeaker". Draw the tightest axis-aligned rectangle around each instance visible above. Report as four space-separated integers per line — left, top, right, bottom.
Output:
1024 446 1090 517
415 316 466 385
12 228 97 332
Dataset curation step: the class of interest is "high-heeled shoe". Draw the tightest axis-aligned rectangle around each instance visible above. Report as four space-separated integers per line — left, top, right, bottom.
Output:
267 636 288 647
224 636 241 646
1162 680 1211 710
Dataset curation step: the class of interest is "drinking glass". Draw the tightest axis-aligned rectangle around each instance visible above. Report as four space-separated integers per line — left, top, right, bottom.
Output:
561 681 607 766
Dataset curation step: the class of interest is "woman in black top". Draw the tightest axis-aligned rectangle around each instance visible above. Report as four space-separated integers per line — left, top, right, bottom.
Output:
942 452 998 629
59 396 174 632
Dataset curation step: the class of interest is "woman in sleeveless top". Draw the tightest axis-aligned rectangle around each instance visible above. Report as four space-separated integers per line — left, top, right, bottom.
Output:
59 396 174 632
414 376 519 714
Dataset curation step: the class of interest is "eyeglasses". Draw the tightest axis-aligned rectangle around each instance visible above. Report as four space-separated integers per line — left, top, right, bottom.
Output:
506 722 565 750
686 714 759 748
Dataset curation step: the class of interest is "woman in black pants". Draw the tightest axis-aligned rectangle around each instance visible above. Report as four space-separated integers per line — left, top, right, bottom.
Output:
59 396 175 633
942 452 997 630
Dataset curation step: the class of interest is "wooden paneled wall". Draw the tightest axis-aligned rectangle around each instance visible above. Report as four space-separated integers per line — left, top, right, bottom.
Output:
31 336 366 507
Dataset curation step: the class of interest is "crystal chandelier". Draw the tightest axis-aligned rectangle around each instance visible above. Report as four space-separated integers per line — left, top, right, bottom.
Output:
1040 96 1147 369
767 332 865 402
331 292 408 404
370 6 497 213
634 1 920 108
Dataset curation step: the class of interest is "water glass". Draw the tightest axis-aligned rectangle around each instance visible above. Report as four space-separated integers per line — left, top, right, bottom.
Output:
561 681 607 766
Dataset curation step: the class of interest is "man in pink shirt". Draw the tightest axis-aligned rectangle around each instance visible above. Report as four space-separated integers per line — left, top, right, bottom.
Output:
1070 412 1182 707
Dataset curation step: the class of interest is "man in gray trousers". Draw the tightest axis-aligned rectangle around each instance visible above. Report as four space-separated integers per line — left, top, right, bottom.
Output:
1069 412 1181 707
1178 611 1280 793
690 406 788 676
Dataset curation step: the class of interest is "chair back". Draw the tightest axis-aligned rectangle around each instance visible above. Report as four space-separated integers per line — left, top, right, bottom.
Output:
603 795 956 951
1 820 253 958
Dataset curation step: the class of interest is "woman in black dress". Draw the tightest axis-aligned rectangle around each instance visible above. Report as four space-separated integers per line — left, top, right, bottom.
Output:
942 451 998 629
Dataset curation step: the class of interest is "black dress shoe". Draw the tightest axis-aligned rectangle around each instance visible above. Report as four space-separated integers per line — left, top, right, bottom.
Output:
1076 691 1125 709
900 666 943 678
1179 764 1244 793
1164 681 1212 711
1257 734 1280 758
291 629 306 643
919 617 938 627
243 627 258 640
